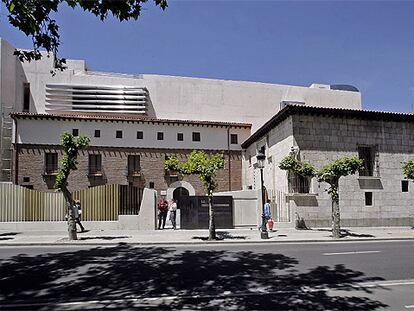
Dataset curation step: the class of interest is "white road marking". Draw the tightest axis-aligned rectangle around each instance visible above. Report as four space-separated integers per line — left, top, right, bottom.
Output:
323 250 381 256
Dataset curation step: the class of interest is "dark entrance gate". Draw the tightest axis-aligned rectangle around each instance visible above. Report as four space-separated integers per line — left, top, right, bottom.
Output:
179 196 233 229
173 187 189 202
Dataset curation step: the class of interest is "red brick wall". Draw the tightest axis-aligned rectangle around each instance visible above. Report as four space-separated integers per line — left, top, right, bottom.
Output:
15 145 242 194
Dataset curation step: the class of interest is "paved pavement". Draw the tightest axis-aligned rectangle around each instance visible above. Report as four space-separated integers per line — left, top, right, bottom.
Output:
0 226 413 245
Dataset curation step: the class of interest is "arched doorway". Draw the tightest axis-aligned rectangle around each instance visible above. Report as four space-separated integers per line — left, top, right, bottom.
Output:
173 187 189 205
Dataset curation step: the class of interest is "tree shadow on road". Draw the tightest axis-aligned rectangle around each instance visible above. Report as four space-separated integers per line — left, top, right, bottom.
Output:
0 244 387 310
192 231 247 240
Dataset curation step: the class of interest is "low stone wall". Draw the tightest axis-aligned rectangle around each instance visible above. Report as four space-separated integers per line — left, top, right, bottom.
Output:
215 189 260 227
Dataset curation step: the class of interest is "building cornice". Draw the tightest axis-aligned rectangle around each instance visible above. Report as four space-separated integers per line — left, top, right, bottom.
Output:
11 112 252 129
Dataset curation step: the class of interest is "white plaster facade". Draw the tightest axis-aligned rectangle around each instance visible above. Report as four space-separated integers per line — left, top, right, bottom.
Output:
14 116 250 151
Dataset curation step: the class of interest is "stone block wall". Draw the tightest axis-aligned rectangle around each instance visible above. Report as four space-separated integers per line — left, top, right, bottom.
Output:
291 114 414 227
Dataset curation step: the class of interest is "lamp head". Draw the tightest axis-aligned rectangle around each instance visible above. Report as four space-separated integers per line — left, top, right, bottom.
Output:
256 152 266 169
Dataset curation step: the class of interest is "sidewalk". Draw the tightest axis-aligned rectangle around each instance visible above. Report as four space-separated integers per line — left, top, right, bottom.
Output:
0 226 414 246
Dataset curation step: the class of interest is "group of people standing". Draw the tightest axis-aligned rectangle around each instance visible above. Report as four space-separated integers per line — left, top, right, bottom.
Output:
157 197 178 230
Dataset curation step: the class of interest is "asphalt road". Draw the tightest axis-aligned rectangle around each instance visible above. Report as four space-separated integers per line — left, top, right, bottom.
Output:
0 240 413 310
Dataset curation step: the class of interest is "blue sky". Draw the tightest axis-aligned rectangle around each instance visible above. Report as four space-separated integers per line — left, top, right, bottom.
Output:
1 0 413 112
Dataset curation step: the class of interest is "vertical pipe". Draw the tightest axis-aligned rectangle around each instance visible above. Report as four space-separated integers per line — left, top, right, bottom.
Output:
260 167 268 239
13 118 18 185
227 126 231 191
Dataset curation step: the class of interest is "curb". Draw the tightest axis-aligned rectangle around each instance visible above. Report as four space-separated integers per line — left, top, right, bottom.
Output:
1 237 414 247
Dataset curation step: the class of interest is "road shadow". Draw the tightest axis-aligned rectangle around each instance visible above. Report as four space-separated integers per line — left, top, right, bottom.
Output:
316 228 375 238
192 231 247 241
0 232 20 237
0 244 387 310
79 236 131 241
340 229 375 238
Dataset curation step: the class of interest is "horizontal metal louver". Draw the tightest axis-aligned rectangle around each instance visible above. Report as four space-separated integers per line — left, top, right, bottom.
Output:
45 84 148 114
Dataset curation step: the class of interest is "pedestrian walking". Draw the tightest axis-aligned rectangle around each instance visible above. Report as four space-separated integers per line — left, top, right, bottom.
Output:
259 199 272 231
73 200 85 232
264 199 271 222
169 199 178 230
157 196 168 230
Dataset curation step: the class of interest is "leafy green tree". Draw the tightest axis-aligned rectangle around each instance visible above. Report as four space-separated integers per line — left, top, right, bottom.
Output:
402 160 414 181
278 154 316 178
54 132 90 240
3 0 168 73
317 156 363 239
165 150 225 240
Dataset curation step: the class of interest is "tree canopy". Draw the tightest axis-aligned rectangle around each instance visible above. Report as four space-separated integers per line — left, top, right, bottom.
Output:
54 132 90 191
165 150 225 196
402 160 414 181
278 154 316 177
317 156 363 200
3 0 168 72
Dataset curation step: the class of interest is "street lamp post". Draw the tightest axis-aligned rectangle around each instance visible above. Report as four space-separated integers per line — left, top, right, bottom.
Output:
257 152 269 239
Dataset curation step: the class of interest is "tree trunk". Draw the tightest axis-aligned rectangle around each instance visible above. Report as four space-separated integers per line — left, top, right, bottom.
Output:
208 194 216 240
331 181 341 239
62 187 77 240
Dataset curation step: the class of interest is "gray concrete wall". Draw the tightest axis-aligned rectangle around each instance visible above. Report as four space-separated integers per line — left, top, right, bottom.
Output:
215 189 260 227
137 188 157 230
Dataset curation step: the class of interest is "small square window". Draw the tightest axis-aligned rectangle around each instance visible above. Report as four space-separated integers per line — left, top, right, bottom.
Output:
192 132 201 142
365 192 373 206
402 180 409 192
137 131 143 139
23 177 30 183
116 130 123 139
72 129 79 136
94 130 101 138
177 133 184 141
230 134 238 144
149 182 155 189
157 132 164 140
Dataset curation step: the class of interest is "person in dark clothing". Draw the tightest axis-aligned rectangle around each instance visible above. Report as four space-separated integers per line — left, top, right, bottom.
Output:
74 200 85 232
157 197 168 230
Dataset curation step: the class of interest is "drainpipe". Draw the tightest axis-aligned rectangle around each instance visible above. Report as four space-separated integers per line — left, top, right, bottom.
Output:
227 126 231 191
13 118 18 185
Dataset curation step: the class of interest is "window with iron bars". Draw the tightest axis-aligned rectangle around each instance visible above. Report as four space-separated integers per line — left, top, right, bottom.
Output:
128 155 141 176
288 171 310 193
358 146 379 177
89 154 102 175
44 153 58 174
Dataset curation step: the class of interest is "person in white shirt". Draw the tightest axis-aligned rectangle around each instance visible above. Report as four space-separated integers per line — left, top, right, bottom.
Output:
169 199 178 230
